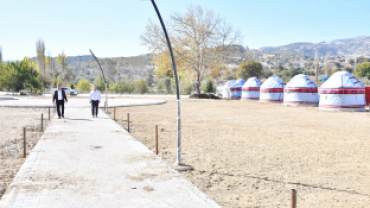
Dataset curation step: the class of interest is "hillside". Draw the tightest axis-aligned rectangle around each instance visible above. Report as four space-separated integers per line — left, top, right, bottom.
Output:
259 36 370 57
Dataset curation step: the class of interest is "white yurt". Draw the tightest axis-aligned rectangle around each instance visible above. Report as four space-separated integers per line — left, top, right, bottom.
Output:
241 77 262 101
283 74 319 107
222 80 235 99
319 71 366 112
230 79 245 100
259 75 285 103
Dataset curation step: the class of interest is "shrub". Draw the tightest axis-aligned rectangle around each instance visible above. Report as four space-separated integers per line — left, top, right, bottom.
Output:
201 78 215 94
134 79 148 94
182 81 194 95
122 82 135 94
76 79 91 93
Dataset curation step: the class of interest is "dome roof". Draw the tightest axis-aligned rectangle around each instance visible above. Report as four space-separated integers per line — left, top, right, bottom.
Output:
231 79 245 88
261 75 284 89
224 80 235 88
242 77 261 88
285 74 317 88
320 71 364 89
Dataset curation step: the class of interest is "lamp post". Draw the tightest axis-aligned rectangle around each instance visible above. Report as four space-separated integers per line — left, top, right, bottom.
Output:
150 0 192 171
89 49 108 113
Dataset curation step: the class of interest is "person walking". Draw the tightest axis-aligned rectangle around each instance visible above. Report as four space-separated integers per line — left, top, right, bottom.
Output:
90 86 101 118
52 85 68 119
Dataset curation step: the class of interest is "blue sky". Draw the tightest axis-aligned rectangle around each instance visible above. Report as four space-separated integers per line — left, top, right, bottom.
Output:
1 0 370 60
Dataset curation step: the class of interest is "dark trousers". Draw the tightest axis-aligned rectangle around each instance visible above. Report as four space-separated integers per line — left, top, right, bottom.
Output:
91 100 99 115
56 100 64 117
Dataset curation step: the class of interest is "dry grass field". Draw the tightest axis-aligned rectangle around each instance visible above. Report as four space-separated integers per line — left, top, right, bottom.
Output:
0 107 54 199
110 99 370 208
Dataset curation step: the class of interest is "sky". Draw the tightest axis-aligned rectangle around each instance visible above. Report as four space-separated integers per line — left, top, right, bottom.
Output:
1 0 370 61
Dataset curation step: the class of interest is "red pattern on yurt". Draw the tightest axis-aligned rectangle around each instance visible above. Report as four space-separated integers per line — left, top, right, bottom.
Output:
318 88 365 94
260 88 284 93
242 87 260 92
284 88 318 93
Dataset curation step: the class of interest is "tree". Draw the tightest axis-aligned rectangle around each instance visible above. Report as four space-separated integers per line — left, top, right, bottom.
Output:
0 47 2 63
201 78 215 94
77 79 91 92
46 53 56 79
94 75 106 92
314 50 319 81
51 76 63 88
356 62 370 79
3 58 41 91
236 60 262 80
134 79 148 94
287 68 299 77
56 52 68 72
36 39 46 76
141 5 241 94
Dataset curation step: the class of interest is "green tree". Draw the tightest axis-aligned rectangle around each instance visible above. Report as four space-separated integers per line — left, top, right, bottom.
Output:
76 79 91 92
236 60 262 80
94 75 106 91
356 62 370 79
114 81 124 93
201 78 215 94
287 68 299 77
134 79 148 94
3 58 41 91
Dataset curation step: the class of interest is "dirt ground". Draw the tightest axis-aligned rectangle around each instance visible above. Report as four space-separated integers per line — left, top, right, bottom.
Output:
0 107 55 199
109 99 370 208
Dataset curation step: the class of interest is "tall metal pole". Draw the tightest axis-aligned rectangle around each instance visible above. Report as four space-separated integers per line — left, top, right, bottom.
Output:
89 49 108 113
150 0 192 170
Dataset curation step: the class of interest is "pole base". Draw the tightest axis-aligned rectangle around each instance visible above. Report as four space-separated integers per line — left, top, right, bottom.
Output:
173 163 193 171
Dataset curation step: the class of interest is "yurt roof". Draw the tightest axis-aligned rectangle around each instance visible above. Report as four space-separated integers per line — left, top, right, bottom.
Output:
285 74 317 88
243 77 262 88
320 71 364 89
232 79 245 88
224 80 236 88
261 75 284 88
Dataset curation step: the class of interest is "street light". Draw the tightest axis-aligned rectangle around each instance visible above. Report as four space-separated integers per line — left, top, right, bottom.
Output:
89 49 108 113
150 0 192 171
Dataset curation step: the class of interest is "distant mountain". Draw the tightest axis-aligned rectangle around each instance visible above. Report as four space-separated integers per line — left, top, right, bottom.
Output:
259 36 370 58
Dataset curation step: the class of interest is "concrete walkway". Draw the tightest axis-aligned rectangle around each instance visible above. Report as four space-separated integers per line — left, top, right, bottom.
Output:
0 98 166 108
0 108 220 208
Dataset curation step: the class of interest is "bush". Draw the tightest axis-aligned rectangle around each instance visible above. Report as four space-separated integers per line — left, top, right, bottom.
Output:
134 79 148 94
70 83 75 89
182 81 194 95
114 81 124 93
201 78 215 94
76 79 91 93
122 82 134 94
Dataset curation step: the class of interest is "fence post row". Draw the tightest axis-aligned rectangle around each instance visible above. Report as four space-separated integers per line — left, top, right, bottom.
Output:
155 125 158 155
23 127 26 158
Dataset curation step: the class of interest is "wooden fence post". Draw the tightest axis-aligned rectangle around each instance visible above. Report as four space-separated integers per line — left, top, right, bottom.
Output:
48 107 50 120
41 113 43 132
155 125 158 154
23 127 26 158
127 113 130 133
291 189 297 208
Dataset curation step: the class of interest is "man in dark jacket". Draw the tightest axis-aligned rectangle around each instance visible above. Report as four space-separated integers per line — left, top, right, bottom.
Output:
52 85 68 119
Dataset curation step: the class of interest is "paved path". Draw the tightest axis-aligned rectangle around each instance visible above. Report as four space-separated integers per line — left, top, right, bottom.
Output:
0 108 220 208
0 98 166 108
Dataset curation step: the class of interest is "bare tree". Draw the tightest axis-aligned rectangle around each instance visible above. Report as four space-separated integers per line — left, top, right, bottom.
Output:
36 39 46 75
141 5 241 94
